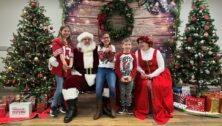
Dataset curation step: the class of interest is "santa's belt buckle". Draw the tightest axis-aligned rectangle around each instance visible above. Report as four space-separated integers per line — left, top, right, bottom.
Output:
85 68 92 74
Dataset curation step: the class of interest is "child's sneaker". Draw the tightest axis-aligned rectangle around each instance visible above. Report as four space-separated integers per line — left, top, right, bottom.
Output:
126 105 133 115
59 107 67 114
50 107 59 117
118 106 126 114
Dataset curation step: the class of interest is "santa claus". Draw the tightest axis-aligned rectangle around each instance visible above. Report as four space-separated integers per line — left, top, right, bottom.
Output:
62 32 110 123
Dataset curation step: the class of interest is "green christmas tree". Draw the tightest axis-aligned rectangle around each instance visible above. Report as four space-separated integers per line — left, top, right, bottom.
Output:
0 0 54 99
172 0 222 95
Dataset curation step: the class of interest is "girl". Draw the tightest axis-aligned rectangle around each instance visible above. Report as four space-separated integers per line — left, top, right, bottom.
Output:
50 25 74 117
94 32 116 120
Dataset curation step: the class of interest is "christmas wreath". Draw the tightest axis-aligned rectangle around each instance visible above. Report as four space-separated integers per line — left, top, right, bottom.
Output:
97 1 134 40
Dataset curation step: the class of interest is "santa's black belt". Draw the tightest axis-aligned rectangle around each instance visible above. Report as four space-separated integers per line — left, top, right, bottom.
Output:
75 67 97 74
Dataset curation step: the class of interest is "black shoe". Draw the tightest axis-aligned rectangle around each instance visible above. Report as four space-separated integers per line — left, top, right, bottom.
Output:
50 107 59 117
126 105 133 115
64 99 78 123
118 106 126 114
103 106 112 117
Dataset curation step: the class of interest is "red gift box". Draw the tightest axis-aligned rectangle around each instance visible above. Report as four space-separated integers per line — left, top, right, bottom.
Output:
0 104 6 117
205 96 219 113
204 92 220 113
186 96 205 112
36 103 45 113
2 95 16 111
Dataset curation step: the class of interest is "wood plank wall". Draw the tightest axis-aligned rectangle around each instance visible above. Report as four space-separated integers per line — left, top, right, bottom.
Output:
66 0 175 65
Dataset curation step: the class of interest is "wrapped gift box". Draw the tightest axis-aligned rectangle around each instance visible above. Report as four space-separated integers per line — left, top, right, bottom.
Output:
173 92 186 104
28 96 36 111
0 104 6 117
2 95 16 111
207 86 221 92
203 92 222 113
182 86 191 96
206 96 219 113
36 103 45 113
9 102 32 118
186 96 205 112
173 87 182 93
219 91 222 113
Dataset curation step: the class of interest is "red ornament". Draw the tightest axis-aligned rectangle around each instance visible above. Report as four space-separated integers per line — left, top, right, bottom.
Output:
185 27 189 32
185 64 191 68
175 64 180 69
204 25 209 30
127 27 132 32
192 5 197 10
52 81 56 86
37 73 43 78
202 5 207 10
31 2 36 8
97 13 106 31
187 36 192 42
191 16 196 21
108 3 113 8
25 84 30 91
12 80 16 85
204 15 209 20
214 54 220 62
199 61 204 66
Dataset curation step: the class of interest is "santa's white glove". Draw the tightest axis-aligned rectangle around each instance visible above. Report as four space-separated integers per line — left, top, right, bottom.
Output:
49 56 59 67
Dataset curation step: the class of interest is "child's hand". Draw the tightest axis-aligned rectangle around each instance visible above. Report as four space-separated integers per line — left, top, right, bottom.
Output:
67 65 72 69
121 77 127 83
127 76 132 82
63 64 69 70
105 46 112 53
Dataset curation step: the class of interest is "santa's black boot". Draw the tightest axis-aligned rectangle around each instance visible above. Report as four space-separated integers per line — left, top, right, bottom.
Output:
64 99 77 123
62 88 79 123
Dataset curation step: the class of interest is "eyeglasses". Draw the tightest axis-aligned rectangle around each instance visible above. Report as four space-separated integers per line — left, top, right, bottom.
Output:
102 36 110 39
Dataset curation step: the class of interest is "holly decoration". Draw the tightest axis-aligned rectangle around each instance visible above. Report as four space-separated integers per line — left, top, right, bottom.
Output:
97 1 134 40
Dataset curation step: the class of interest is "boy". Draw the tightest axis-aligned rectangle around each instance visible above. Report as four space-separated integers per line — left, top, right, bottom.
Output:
115 38 137 114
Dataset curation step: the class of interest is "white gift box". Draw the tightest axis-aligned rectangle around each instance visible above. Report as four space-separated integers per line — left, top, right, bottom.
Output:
182 86 191 96
9 102 32 118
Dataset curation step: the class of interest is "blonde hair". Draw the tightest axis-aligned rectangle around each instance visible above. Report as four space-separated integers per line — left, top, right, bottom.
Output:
122 38 132 44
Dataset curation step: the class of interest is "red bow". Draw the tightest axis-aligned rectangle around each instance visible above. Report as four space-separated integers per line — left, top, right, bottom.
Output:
97 13 106 31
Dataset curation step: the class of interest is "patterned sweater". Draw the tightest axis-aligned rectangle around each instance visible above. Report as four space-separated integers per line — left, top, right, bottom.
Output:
115 51 137 79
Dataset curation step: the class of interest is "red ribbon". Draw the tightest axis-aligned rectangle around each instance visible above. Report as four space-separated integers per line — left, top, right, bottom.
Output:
97 13 106 32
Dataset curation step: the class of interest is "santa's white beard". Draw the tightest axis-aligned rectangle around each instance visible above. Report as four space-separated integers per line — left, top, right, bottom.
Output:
76 41 96 87
77 41 96 53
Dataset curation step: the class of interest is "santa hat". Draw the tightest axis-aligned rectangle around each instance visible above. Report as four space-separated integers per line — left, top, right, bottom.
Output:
48 56 59 70
77 32 94 42
137 36 153 46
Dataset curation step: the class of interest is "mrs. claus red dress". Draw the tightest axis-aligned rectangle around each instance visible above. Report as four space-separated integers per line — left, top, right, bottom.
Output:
133 49 174 124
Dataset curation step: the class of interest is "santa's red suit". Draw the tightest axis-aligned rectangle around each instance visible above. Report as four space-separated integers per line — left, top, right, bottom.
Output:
61 32 99 123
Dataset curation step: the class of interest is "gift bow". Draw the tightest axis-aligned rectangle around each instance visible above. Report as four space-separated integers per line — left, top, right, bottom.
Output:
97 13 106 32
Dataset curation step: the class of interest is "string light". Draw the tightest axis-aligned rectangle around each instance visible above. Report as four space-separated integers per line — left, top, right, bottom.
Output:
71 18 75 22
85 19 90 24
